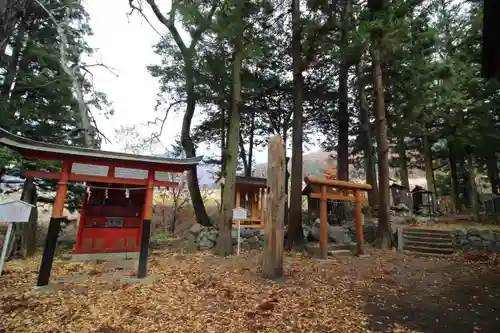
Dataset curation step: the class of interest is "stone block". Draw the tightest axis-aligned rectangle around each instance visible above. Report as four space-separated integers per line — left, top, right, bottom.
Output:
468 229 481 237
189 223 204 235
480 230 494 241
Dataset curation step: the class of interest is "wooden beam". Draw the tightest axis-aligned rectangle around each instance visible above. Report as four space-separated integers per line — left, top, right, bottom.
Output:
262 135 285 279
23 170 178 187
305 176 372 191
310 192 356 201
319 185 328 259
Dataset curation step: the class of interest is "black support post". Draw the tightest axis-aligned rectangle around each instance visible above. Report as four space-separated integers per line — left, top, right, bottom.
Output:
137 219 151 278
36 217 63 287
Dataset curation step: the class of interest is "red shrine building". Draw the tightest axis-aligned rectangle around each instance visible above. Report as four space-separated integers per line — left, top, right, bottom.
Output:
0 128 202 286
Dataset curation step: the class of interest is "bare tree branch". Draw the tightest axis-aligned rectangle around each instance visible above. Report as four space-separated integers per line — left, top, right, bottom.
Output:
80 62 119 77
146 99 185 137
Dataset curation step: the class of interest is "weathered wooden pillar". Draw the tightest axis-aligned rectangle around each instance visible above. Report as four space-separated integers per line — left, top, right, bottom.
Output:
319 185 328 258
262 135 285 279
354 189 364 255
37 160 71 287
138 169 154 278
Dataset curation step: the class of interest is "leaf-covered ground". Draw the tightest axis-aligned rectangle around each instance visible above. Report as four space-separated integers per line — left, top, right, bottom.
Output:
1 249 499 333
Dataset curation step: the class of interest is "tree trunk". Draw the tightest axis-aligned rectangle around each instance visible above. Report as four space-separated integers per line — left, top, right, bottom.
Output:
19 177 37 258
238 130 250 176
0 0 26 65
422 133 437 212
283 123 290 226
486 151 499 195
370 32 391 249
458 158 469 209
1 20 24 97
215 3 244 256
286 0 305 250
448 142 461 212
219 104 226 211
397 135 410 189
357 63 378 208
466 147 480 221
183 60 211 227
336 0 351 182
248 111 255 176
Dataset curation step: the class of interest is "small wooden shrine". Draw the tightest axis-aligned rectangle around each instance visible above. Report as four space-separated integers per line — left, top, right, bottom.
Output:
0 128 202 286
75 183 146 254
390 183 410 206
411 185 433 214
216 175 267 227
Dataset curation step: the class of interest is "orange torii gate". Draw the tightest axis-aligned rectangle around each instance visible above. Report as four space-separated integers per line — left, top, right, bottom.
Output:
304 176 372 258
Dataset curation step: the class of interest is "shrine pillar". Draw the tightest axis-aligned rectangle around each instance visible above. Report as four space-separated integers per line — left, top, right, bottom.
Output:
138 170 154 278
37 160 71 287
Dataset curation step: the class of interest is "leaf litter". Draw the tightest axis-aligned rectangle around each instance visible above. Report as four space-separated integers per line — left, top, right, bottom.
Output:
1 249 499 333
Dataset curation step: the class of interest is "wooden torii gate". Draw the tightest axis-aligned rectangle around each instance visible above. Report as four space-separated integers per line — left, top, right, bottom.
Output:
304 176 372 258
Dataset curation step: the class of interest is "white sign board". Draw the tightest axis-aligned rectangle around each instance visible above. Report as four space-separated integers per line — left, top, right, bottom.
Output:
0 200 35 275
232 207 248 220
0 200 34 223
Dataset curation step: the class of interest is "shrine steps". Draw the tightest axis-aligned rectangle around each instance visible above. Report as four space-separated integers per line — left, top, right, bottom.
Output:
63 252 138 261
401 228 455 256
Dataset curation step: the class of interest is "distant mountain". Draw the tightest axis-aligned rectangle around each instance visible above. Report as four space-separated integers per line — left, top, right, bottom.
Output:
252 149 427 188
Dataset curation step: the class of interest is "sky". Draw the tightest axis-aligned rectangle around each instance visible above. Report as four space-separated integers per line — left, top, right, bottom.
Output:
83 0 326 165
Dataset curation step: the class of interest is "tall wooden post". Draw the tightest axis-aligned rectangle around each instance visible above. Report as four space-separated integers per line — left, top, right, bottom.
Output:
319 185 328 258
37 160 71 287
262 135 285 279
138 170 154 278
354 190 364 255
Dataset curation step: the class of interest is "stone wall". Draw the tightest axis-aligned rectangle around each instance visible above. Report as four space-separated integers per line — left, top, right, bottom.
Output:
452 229 500 252
346 224 378 244
186 223 265 251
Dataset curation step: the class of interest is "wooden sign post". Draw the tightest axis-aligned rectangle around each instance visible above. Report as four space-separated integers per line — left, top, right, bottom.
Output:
0 200 35 275
262 135 285 279
232 207 248 256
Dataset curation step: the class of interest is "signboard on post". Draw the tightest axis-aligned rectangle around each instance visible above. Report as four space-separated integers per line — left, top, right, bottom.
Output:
232 207 248 256
0 200 34 223
0 200 35 275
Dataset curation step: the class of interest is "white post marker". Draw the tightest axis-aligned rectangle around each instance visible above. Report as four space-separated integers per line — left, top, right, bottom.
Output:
0 200 34 275
232 207 248 256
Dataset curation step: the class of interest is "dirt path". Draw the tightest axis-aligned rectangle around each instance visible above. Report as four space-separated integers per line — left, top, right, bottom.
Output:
0 249 499 333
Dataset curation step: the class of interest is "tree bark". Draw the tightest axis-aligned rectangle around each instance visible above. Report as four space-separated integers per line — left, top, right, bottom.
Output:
466 147 480 221
336 0 352 182
219 104 226 211
19 177 37 258
1 20 25 97
422 133 437 212
397 135 410 190
215 2 244 256
0 0 26 65
183 60 211 226
357 63 378 208
370 32 391 249
448 142 461 212
286 0 305 250
486 151 499 195
248 111 255 176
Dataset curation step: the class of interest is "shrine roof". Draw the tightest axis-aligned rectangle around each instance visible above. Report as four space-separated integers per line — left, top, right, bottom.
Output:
214 175 267 188
0 128 203 167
